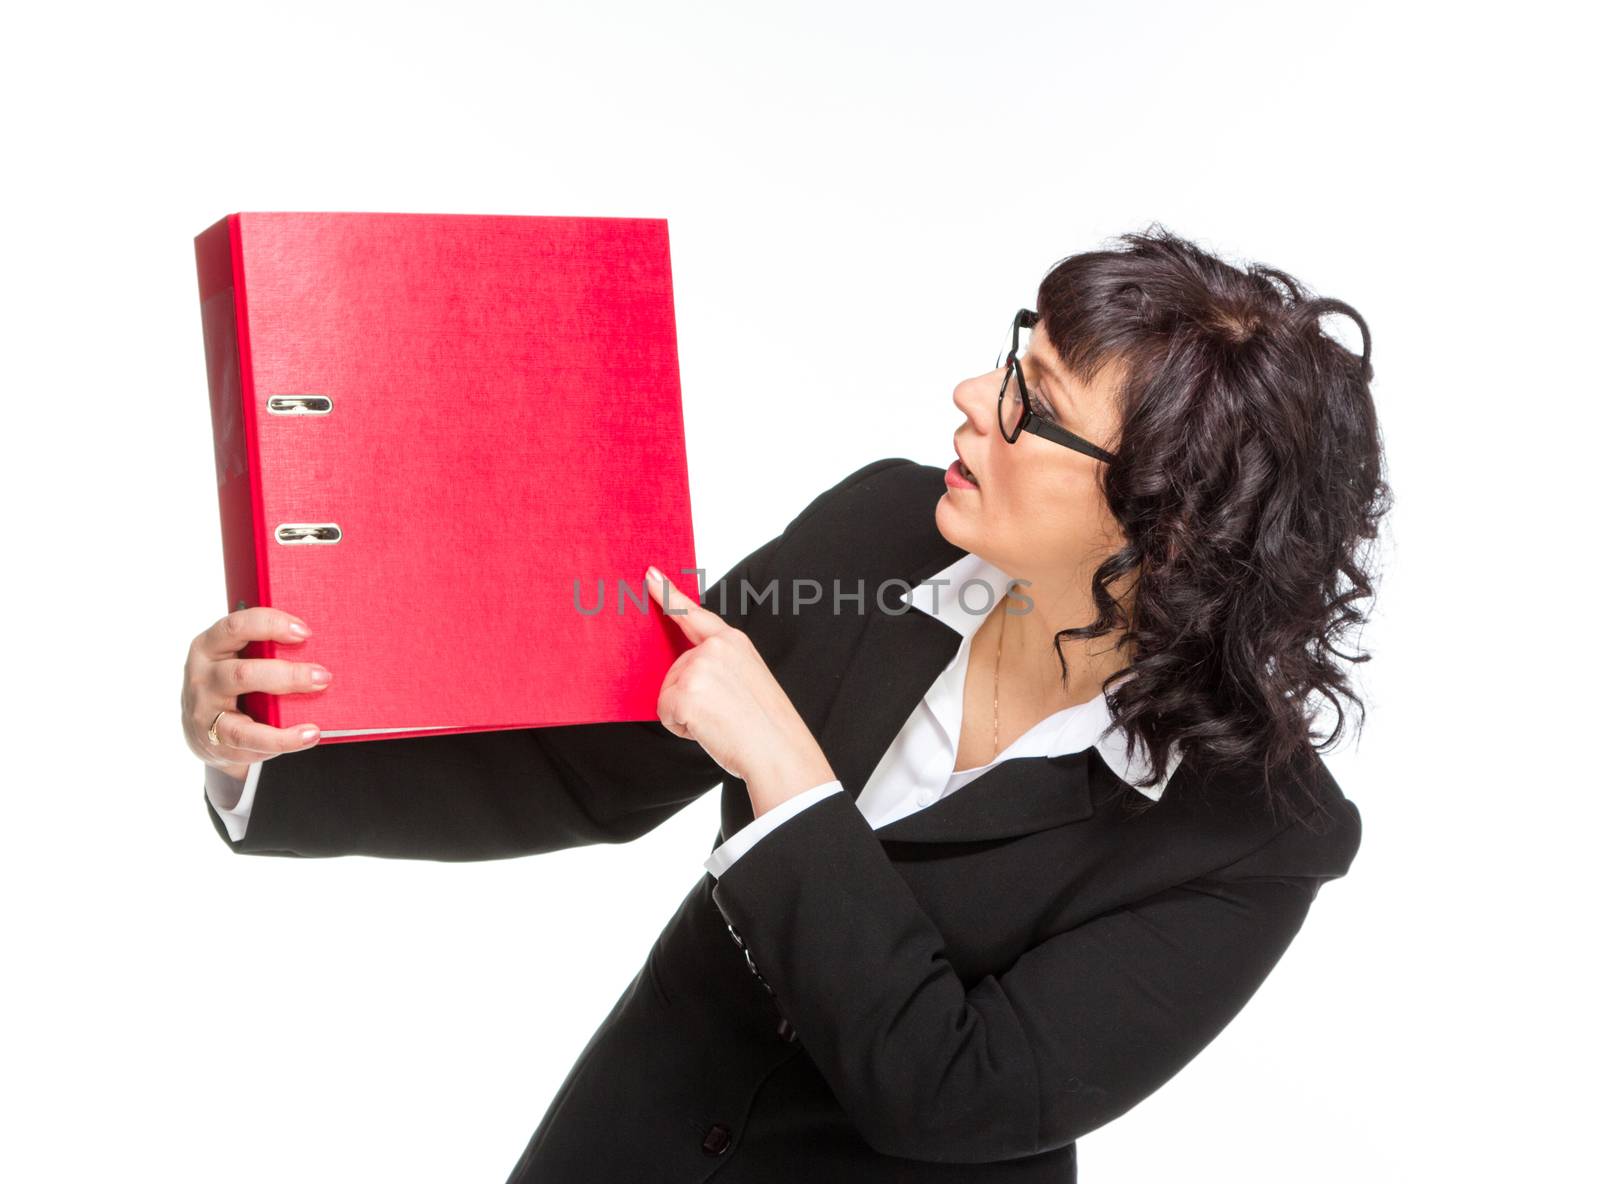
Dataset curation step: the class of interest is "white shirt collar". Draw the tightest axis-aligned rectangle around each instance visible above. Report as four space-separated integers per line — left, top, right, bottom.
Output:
899 551 1177 801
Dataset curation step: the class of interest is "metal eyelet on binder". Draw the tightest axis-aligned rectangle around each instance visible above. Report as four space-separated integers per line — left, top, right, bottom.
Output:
274 523 342 545
266 395 333 414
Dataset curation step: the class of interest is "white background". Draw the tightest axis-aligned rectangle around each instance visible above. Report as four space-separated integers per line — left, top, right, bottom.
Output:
3 1 1592 1180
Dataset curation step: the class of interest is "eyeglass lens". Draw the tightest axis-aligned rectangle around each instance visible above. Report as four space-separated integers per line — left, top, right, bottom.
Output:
998 318 1033 438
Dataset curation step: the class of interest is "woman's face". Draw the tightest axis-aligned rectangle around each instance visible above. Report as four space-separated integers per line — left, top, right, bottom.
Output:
937 319 1129 599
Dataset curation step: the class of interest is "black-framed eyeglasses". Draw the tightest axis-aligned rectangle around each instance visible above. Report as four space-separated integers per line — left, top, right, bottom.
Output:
995 308 1118 464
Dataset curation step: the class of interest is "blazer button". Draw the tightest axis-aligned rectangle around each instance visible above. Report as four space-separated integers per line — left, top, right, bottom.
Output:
701 1122 733 1155
776 1016 798 1043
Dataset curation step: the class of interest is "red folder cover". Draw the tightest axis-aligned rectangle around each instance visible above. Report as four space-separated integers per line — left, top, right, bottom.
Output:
193 211 701 744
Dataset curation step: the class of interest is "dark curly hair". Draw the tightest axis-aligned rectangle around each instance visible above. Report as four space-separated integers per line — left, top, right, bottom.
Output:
1035 224 1392 828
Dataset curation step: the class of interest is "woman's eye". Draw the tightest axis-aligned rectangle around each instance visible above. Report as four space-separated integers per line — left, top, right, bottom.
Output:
1021 369 1057 419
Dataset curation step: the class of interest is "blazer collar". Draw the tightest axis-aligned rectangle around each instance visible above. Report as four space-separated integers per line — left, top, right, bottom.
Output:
814 539 1176 846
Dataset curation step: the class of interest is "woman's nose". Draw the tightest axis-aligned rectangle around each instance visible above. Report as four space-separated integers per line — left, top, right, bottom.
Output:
952 369 1001 430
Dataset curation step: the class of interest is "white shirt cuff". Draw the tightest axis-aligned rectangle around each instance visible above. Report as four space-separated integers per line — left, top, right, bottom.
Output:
206 761 264 842
703 780 844 879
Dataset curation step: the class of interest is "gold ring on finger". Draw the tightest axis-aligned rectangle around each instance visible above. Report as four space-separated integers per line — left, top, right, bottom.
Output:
208 709 228 746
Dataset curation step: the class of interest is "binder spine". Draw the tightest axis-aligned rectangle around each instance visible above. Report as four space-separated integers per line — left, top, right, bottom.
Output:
194 215 277 727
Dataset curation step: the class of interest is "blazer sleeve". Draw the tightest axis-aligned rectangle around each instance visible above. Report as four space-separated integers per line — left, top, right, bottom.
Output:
709 788 1361 1163
702 779 844 878
202 457 917 862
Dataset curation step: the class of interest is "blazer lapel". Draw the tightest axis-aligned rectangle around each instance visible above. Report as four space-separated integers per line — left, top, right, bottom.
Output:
814 546 960 807
873 752 1095 844
812 547 1100 846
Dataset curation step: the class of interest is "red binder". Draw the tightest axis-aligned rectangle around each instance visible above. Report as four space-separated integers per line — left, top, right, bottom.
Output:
194 212 701 743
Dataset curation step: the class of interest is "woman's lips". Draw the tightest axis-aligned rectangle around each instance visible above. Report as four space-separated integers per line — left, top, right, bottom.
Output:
945 459 978 490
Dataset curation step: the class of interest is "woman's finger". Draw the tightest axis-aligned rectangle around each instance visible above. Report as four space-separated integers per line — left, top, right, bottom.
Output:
209 655 333 699
196 606 313 661
644 566 725 646
200 708 321 760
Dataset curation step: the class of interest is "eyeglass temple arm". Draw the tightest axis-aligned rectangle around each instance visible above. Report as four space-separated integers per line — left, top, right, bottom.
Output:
1028 417 1119 465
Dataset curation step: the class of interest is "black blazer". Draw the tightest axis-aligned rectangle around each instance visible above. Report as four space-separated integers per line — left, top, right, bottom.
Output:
206 457 1362 1183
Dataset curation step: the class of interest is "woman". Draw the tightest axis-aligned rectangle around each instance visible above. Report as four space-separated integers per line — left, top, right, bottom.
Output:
183 226 1388 1181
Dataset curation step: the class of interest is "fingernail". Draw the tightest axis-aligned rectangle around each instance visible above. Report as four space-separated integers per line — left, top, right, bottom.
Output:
310 666 332 687
289 622 311 638
646 566 663 585
298 726 319 743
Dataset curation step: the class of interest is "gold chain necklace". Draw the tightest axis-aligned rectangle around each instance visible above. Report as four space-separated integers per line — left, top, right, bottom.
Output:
992 598 1006 761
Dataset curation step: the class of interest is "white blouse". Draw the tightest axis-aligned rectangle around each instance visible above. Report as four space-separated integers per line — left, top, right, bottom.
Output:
205 551 1178 852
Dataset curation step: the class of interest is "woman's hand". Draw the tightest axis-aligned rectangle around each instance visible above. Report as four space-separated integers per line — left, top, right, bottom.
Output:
644 566 836 817
182 607 331 783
